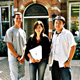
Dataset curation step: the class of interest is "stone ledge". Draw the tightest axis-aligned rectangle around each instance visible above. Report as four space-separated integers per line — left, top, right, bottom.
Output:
71 60 80 67
0 57 7 61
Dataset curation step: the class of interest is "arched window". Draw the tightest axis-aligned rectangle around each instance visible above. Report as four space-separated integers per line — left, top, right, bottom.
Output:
24 3 48 16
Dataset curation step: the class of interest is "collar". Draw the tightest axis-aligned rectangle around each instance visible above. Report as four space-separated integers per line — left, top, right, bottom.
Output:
54 27 66 35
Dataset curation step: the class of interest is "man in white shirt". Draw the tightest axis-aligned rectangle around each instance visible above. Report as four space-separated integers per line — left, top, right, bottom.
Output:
3 12 26 80
50 16 76 80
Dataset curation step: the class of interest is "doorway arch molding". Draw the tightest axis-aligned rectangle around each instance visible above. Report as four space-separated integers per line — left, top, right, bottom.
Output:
22 1 53 39
23 3 48 17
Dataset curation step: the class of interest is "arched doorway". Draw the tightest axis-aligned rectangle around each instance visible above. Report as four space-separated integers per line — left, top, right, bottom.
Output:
23 3 49 40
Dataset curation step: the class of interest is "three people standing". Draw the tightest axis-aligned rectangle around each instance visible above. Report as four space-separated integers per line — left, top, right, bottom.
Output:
4 11 76 80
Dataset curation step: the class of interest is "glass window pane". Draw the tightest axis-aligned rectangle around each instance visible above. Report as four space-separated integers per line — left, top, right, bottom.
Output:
24 4 48 16
71 21 79 36
1 7 9 21
71 4 79 20
2 22 9 36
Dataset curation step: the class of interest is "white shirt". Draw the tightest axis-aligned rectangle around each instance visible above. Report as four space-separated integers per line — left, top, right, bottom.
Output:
3 26 27 61
50 28 76 67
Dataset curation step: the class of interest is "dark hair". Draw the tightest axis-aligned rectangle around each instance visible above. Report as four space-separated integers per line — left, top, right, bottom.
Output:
53 19 65 25
13 12 22 18
33 21 45 36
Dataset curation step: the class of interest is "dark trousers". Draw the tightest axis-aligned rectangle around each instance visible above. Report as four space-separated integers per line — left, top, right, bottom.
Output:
51 60 71 80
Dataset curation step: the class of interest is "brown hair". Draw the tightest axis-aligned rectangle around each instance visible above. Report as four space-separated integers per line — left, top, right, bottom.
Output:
33 21 45 33
33 21 45 37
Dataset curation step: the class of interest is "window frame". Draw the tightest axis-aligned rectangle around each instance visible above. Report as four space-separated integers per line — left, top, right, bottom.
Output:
0 6 10 39
69 3 80 36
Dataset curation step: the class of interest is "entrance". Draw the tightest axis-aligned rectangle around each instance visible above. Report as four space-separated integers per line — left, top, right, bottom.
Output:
38 18 48 35
23 3 49 40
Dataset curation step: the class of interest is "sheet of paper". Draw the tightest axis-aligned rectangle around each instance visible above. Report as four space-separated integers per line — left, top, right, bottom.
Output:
29 45 42 63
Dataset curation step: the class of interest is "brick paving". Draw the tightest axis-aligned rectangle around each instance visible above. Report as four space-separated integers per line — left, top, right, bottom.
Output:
0 57 51 80
0 57 80 80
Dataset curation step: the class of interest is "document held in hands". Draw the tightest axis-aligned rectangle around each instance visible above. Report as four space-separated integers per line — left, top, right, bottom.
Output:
29 45 42 63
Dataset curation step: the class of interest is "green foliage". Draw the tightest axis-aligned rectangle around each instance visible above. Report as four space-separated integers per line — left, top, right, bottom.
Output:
0 39 7 56
71 21 79 36
71 21 79 31
73 37 80 60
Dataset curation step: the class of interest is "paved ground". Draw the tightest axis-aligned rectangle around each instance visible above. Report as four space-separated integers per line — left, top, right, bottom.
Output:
0 57 80 80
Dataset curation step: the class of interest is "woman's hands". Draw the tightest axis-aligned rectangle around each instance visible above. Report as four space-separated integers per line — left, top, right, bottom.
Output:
30 57 41 63
27 53 41 63
35 59 41 63
30 57 36 63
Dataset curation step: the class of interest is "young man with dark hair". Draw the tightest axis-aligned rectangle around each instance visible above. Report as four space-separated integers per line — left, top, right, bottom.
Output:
4 12 26 80
49 16 76 80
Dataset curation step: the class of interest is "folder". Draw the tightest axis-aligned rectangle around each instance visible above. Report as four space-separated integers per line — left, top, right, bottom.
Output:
29 45 42 63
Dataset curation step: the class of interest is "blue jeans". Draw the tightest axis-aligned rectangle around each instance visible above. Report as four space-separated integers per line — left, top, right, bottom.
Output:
29 59 47 80
51 60 71 80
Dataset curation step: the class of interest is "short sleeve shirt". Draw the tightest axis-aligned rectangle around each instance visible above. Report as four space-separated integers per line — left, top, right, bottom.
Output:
3 26 27 61
51 28 76 67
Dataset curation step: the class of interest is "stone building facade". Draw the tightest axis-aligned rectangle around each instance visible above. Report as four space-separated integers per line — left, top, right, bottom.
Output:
13 0 67 40
14 0 67 38
0 0 80 39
